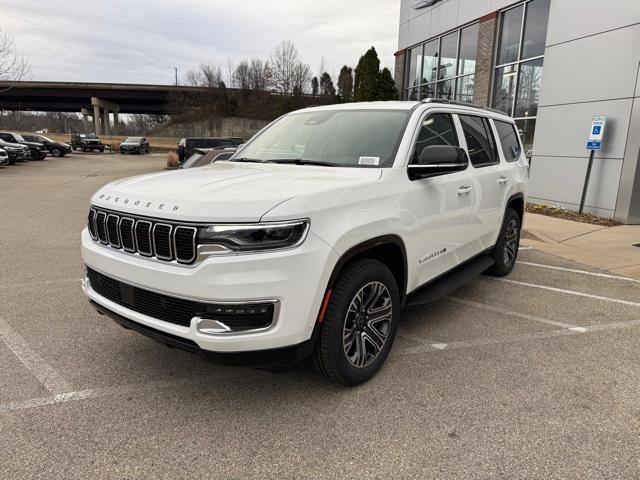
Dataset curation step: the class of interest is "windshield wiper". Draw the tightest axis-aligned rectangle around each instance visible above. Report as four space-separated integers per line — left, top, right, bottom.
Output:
266 158 339 167
231 157 266 163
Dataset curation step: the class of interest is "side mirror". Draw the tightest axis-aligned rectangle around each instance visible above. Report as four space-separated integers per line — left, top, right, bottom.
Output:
408 145 469 180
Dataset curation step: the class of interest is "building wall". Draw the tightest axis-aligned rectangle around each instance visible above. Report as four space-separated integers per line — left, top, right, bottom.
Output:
398 0 515 52
398 0 640 223
529 0 640 221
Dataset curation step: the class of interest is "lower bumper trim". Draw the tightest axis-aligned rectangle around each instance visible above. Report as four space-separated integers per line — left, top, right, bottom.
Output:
90 300 315 368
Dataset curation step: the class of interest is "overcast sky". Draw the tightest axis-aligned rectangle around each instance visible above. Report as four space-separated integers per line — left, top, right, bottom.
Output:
2 0 400 85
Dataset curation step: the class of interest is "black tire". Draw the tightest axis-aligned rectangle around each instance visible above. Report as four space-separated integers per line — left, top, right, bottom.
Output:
486 208 521 277
311 259 399 386
81 145 87 152
51 148 62 157
30 150 38 160
99 147 104 153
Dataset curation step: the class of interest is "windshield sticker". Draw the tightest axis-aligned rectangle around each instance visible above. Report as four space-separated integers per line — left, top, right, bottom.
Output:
358 156 380 166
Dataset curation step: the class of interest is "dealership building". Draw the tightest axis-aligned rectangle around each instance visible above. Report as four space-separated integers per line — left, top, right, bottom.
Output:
395 0 640 223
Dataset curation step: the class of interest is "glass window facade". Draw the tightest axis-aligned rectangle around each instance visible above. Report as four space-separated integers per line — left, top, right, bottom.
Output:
404 23 479 103
492 0 551 152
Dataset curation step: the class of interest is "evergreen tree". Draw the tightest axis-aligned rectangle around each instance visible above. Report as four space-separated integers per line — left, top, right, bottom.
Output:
337 66 354 102
376 68 399 101
319 72 336 97
311 76 319 97
354 47 381 102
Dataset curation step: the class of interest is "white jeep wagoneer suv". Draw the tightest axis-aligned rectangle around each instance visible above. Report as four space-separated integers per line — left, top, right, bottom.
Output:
81 99 528 385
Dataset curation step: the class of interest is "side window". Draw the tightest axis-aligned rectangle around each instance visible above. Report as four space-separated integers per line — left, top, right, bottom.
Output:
459 115 500 168
412 113 458 164
0 133 11 141
494 120 522 162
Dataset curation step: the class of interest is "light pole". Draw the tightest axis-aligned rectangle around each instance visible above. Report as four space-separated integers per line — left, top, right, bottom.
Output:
174 67 178 86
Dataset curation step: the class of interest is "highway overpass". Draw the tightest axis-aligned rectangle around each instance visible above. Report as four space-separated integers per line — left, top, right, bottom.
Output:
0 81 210 134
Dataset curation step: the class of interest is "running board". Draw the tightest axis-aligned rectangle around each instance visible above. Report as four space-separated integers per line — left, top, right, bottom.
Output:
404 255 495 307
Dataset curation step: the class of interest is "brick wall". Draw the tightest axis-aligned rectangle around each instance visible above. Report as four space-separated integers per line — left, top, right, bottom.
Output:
394 50 406 100
473 12 498 107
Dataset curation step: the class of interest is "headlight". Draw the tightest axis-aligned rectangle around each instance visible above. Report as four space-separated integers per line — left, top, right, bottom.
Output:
198 220 309 253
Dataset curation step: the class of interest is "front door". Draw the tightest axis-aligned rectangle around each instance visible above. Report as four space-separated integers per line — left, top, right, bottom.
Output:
408 112 477 288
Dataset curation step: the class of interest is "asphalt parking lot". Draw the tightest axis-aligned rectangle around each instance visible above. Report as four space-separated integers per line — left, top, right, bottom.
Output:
1 153 640 479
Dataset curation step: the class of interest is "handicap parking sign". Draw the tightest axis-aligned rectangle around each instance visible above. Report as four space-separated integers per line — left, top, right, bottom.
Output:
587 116 606 150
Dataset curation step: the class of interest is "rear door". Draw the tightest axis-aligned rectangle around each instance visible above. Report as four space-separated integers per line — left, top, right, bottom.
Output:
457 114 506 250
408 111 478 286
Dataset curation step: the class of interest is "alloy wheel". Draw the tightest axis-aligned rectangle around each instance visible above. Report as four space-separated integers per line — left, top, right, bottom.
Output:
343 281 392 368
503 219 519 266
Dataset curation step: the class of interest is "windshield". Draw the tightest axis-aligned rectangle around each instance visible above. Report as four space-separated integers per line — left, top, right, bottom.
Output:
181 152 206 168
13 133 25 142
234 109 411 168
40 136 53 142
124 137 142 143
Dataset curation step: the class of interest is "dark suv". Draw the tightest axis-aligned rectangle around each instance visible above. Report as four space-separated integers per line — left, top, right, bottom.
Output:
119 137 150 154
0 139 30 164
177 137 238 163
22 134 72 157
70 132 104 152
0 132 48 160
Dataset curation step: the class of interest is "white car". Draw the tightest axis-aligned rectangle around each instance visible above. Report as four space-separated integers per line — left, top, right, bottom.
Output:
81 100 528 385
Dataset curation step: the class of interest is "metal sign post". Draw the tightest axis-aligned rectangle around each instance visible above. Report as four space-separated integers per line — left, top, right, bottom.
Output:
579 116 607 215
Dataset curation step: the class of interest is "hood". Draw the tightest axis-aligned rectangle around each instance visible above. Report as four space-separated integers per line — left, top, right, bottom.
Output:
0 141 23 150
91 161 382 223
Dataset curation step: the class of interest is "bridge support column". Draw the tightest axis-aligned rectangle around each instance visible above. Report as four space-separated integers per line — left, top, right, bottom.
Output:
103 108 111 136
91 97 120 137
93 104 102 135
113 110 119 135
81 107 92 131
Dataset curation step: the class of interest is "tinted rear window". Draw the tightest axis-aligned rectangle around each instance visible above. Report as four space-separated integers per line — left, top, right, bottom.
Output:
494 120 522 162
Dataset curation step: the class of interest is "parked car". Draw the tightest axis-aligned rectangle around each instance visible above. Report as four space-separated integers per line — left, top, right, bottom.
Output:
0 139 29 164
70 132 104 152
181 147 237 168
0 132 48 160
119 137 150 155
0 148 9 166
177 137 237 162
81 99 528 386
36 128 49 134
22 134 72 157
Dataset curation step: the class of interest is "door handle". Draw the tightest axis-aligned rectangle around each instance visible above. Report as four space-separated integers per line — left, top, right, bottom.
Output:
457 186 472 195
498 176 508 185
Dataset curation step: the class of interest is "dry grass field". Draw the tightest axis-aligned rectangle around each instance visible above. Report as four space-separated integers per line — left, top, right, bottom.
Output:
23 132 181 152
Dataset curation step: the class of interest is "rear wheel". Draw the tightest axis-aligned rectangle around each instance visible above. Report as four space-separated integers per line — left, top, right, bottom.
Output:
486 208 521 277
311 259 399 386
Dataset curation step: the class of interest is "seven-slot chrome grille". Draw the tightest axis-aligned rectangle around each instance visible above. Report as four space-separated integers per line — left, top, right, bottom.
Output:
88 208 197 264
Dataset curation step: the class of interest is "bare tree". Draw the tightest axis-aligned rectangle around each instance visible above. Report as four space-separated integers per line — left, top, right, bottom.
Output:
0 30 31 82
270 40 300 94
248 58 269 92
233 61 251 92
292 61 312 96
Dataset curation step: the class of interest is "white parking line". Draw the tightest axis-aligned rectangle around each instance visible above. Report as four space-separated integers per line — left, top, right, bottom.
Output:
517 261 640 284
494 278 640 308
448 297 580 330
398 317 640 356
0 316 70 394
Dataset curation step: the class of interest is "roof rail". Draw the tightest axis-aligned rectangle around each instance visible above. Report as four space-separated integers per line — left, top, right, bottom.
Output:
420 98 507 116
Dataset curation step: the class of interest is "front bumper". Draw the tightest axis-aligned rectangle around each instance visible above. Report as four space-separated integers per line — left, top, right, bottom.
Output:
81 227 337 353
0 155 8 165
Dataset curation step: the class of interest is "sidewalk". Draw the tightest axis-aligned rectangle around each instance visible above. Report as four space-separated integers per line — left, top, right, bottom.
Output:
522 213 640 280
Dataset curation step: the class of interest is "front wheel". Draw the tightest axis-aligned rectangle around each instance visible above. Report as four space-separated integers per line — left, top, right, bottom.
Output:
51 148 62 157
486 208 521 277
311 259 399 386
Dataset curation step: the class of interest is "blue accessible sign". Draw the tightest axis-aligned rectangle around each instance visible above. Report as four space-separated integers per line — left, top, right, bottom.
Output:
586 116 607 150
